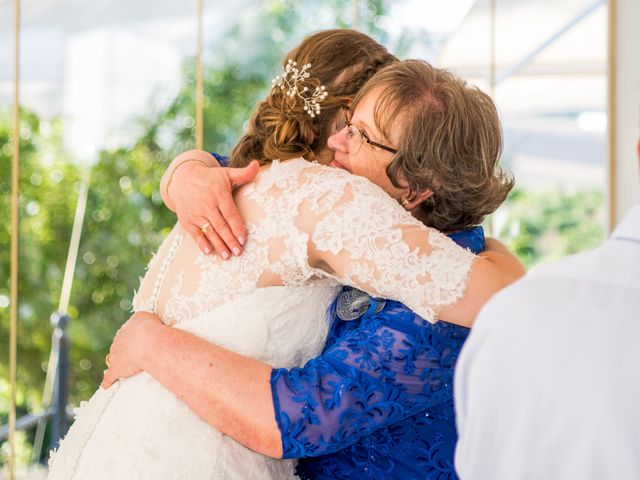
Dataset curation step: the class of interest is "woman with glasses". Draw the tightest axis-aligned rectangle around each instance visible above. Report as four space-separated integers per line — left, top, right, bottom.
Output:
49 30 520 480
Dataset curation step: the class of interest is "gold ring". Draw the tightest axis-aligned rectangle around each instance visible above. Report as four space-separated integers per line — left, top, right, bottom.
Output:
401 199 410 206
201 222 211 234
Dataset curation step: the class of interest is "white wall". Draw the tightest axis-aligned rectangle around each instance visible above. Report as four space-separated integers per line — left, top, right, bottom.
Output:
611 0 640 227
63 28 182 162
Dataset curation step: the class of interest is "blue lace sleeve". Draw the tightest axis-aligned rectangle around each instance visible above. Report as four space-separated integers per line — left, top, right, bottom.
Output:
210 152 229 167
271 300 470 459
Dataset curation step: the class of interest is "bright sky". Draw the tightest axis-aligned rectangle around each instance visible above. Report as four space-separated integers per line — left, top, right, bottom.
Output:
387 0 475 34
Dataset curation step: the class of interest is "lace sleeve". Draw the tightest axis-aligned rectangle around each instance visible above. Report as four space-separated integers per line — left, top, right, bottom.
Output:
292 163 476 324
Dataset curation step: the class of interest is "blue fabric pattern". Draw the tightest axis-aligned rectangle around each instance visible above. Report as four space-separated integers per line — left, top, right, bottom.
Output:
211 152 229 166
271 226 484 479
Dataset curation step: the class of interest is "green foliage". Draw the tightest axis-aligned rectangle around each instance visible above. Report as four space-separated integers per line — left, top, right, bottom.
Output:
497 187 606 269
0 112 78 409
0 110 80 463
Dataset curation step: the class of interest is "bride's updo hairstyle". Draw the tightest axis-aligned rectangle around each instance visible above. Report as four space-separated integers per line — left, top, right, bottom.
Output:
230 29 397 167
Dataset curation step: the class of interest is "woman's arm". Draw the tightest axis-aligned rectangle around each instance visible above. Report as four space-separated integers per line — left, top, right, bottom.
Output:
439 238 525 326
295 165 523 328
103 302 469 460
159 149 259 257
482 237 526 273
160 149 221 212
103 311 283 458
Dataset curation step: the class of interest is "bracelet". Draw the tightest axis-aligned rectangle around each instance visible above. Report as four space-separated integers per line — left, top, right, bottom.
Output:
164 158 210 202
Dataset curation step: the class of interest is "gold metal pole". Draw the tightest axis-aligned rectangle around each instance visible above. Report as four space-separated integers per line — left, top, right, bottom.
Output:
196 0 204 150
607 0 616 232
489 0 497 98
8 0 21 478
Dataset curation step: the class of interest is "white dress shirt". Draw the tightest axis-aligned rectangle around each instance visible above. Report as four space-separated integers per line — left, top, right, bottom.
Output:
455 206 640 480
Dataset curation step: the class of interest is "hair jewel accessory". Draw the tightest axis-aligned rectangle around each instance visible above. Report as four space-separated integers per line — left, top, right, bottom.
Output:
272 59 328 118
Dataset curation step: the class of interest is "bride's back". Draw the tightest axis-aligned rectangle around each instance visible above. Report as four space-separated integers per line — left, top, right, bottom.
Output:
134 159 340 327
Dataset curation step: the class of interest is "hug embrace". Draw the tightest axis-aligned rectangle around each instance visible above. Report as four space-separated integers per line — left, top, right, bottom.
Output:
47 29 521 480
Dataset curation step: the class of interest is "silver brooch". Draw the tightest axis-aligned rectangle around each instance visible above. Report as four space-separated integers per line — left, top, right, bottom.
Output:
336 287 385 321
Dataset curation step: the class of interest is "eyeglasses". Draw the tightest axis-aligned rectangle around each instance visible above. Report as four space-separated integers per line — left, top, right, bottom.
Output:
345 122 398 155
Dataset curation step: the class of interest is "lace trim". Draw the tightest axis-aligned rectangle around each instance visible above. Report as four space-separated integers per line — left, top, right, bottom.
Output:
48 384 121 479
150 234 183 313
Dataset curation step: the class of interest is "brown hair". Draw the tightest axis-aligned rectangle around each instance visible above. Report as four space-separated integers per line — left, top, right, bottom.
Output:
230 29 397 167
352 59 514 231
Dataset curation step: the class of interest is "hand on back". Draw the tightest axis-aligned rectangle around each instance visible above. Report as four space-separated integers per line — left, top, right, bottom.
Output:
170 160 259 258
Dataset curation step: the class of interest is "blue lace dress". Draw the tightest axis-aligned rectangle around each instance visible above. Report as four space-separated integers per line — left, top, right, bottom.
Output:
271 228 484 480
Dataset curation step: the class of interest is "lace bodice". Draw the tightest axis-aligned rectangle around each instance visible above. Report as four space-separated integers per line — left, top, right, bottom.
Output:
133 158 475 326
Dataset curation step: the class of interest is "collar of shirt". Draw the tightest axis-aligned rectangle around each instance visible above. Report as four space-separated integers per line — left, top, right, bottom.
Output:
611 205 640 244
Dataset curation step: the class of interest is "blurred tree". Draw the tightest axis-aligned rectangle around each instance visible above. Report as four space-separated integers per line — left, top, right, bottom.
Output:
0 111 79 464
0 112 77 409
498 188 605 269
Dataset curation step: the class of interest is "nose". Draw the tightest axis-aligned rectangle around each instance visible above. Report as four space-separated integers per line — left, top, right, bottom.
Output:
328 125 348 153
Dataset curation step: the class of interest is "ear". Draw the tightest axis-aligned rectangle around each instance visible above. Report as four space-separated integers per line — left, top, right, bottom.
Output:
403 188 433 210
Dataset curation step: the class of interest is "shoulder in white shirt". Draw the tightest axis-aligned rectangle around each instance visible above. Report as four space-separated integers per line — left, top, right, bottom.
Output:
454 206 640 480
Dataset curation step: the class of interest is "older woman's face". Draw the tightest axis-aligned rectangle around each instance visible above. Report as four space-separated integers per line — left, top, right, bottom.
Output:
327 87 406 201
313 109 352 165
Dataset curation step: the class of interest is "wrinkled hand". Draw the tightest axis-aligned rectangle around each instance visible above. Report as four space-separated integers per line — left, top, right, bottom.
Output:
171 161 260 258
101 311 163 389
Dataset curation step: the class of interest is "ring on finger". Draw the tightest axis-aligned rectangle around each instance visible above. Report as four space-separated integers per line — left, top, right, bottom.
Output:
201 222 212 234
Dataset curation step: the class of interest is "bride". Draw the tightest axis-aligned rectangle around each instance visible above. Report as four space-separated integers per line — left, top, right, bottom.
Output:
48 31 516 479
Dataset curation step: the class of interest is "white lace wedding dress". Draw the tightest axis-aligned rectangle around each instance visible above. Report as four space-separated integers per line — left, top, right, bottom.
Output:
47 158 475 480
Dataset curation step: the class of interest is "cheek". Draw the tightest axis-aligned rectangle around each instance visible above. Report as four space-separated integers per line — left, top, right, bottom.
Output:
369 157 389 182
348 153 369 176
370 160 402 198
357 160 385 186
376 172 395 195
